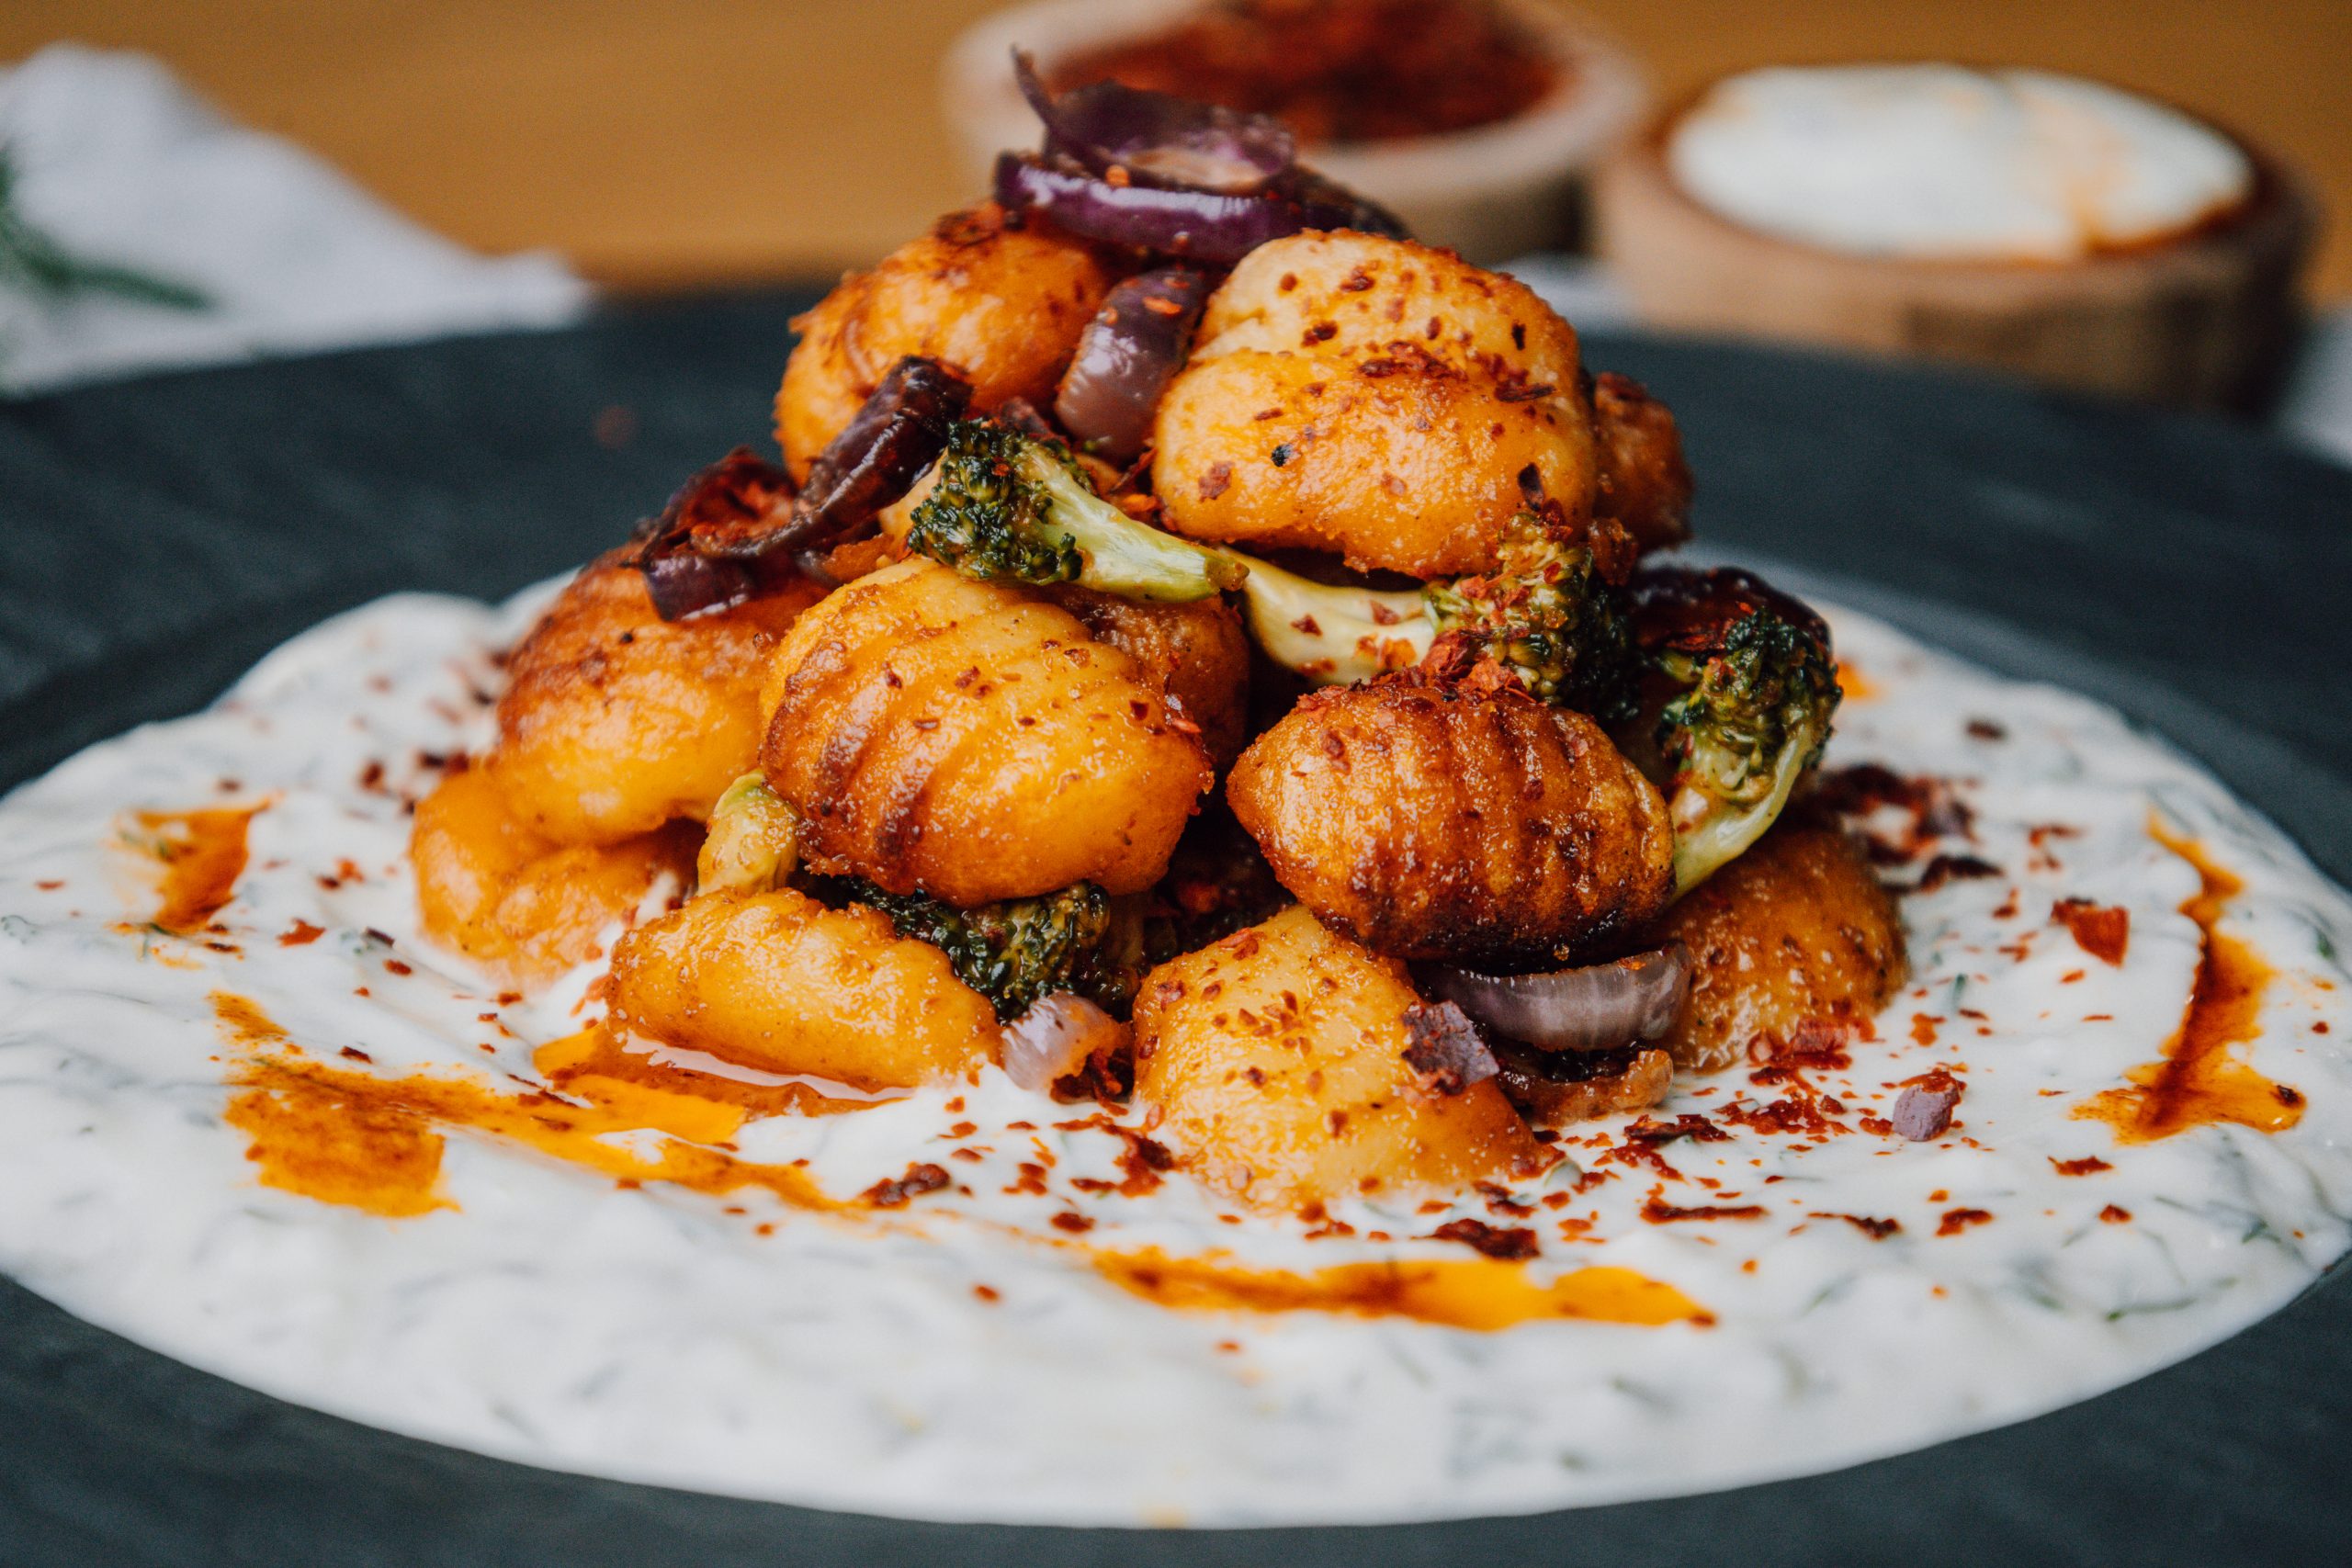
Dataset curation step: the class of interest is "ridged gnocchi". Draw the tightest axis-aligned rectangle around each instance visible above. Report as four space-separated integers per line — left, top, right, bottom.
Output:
759 558 1213 904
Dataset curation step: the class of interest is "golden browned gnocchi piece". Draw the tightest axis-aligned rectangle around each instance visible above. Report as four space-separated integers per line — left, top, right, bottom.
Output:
774 204 1116 481
1650 816 1908 1072
1045 584 1253 771
760 557 1212 905
1589 370 1693 555
1227 675 1675 964
1134 906 1543 1213
491 554 824 846
607 888 997 1089
412 765 695 984
1151 232 1601 578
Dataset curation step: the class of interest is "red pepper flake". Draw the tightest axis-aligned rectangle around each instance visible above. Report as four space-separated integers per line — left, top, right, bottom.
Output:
1625 1112 1728 1145
2098 1204 2132 1224
1913 853 2003 894
338 1046 372 1063
1966 718 2007 740
1811 1213 1902 1239
972 1282 1002 1303
1642 1197 1767 1223
383 959 413 976
277 919 325 947
2051 898 2129 965
2051 1156 2111 1176
34 879 64 891
1049 1211 1095 1234
1936 1207 1994 1236
862 1162 951 1208
1301 321 1337 345
1197 461 1232 501
1429 1217 1537 1259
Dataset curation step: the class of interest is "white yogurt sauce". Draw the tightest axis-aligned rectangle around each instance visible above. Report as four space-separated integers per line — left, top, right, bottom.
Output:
1666 66 2252 261
0 581 2347 1527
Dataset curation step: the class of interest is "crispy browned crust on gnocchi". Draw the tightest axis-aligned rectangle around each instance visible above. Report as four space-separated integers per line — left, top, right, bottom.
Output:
1651 816 1908 1072
1227 675 1675 964
760 558 1212 904
491 555 824 845
1133 906 1542 1212
412 765 695 984
1044 584 1253 771
608 888 997 1089
774 203 1115 481
1150 232 1600 578
1589 370 1693 555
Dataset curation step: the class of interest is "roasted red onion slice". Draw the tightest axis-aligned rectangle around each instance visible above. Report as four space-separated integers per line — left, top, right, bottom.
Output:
632 360 969 621
1053 266 1210 465
996 152 1400 266
1013 49 1294 194
1425 945 1693 1054
1001 993 1128 1092
790 355 972 545
630 448 797 619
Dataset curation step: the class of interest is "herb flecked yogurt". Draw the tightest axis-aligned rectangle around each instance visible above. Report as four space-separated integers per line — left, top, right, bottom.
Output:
0 581 2347 1527
1666 65 2253 262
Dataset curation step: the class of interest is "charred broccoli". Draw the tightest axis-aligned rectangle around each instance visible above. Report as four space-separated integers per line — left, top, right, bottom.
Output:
840 876 1113 1021
1626 567 1839 893
907 418 1244 603
1235 511 1637 716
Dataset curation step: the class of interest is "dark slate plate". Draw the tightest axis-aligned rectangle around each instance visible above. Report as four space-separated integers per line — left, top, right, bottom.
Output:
3 295 2349 1567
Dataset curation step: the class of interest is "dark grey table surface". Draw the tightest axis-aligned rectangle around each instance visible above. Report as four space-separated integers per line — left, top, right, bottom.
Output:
2 294 2349 1565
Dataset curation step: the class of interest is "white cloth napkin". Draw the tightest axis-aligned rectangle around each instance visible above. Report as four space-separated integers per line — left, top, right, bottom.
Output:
0 44 589 397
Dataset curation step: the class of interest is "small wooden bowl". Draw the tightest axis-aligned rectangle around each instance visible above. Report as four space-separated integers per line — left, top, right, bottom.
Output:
1595 94 2319 411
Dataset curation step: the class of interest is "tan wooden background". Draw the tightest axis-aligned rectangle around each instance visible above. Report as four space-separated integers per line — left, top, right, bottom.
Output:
8 0 2347 298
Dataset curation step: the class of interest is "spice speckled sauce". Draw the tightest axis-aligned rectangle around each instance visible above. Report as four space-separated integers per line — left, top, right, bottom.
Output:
0 581 2346 1527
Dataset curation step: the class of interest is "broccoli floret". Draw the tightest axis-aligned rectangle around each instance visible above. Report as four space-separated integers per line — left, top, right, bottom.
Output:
1233 511 1636 716
840 877 1113 1021
1422 517 1638 719
907 419 1244 603
1635 575 1840 893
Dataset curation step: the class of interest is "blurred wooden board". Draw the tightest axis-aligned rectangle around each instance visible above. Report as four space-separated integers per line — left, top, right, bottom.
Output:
6 0 2346 298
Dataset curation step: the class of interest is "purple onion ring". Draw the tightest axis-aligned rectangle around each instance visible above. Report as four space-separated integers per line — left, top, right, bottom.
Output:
1054 265 1210 465
786 355 971 547
631 359 969 621
1012 48 1295 195
1001 993 1127 1092
1424 945 1693 1053
995 152 1400 266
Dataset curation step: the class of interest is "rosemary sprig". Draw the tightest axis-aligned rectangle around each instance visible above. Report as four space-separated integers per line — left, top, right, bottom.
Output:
0 147 208 310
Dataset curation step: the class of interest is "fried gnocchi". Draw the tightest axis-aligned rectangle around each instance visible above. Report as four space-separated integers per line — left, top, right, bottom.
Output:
1651 815 1908 1072
775 204 1114 481
1227 675 1675 964
1133 906 1543 1212
608 887 997 1089
412 765 695 984
492 555 824 845
1045 584 1253 770
1151 232 1601 578
760 558 1212 904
